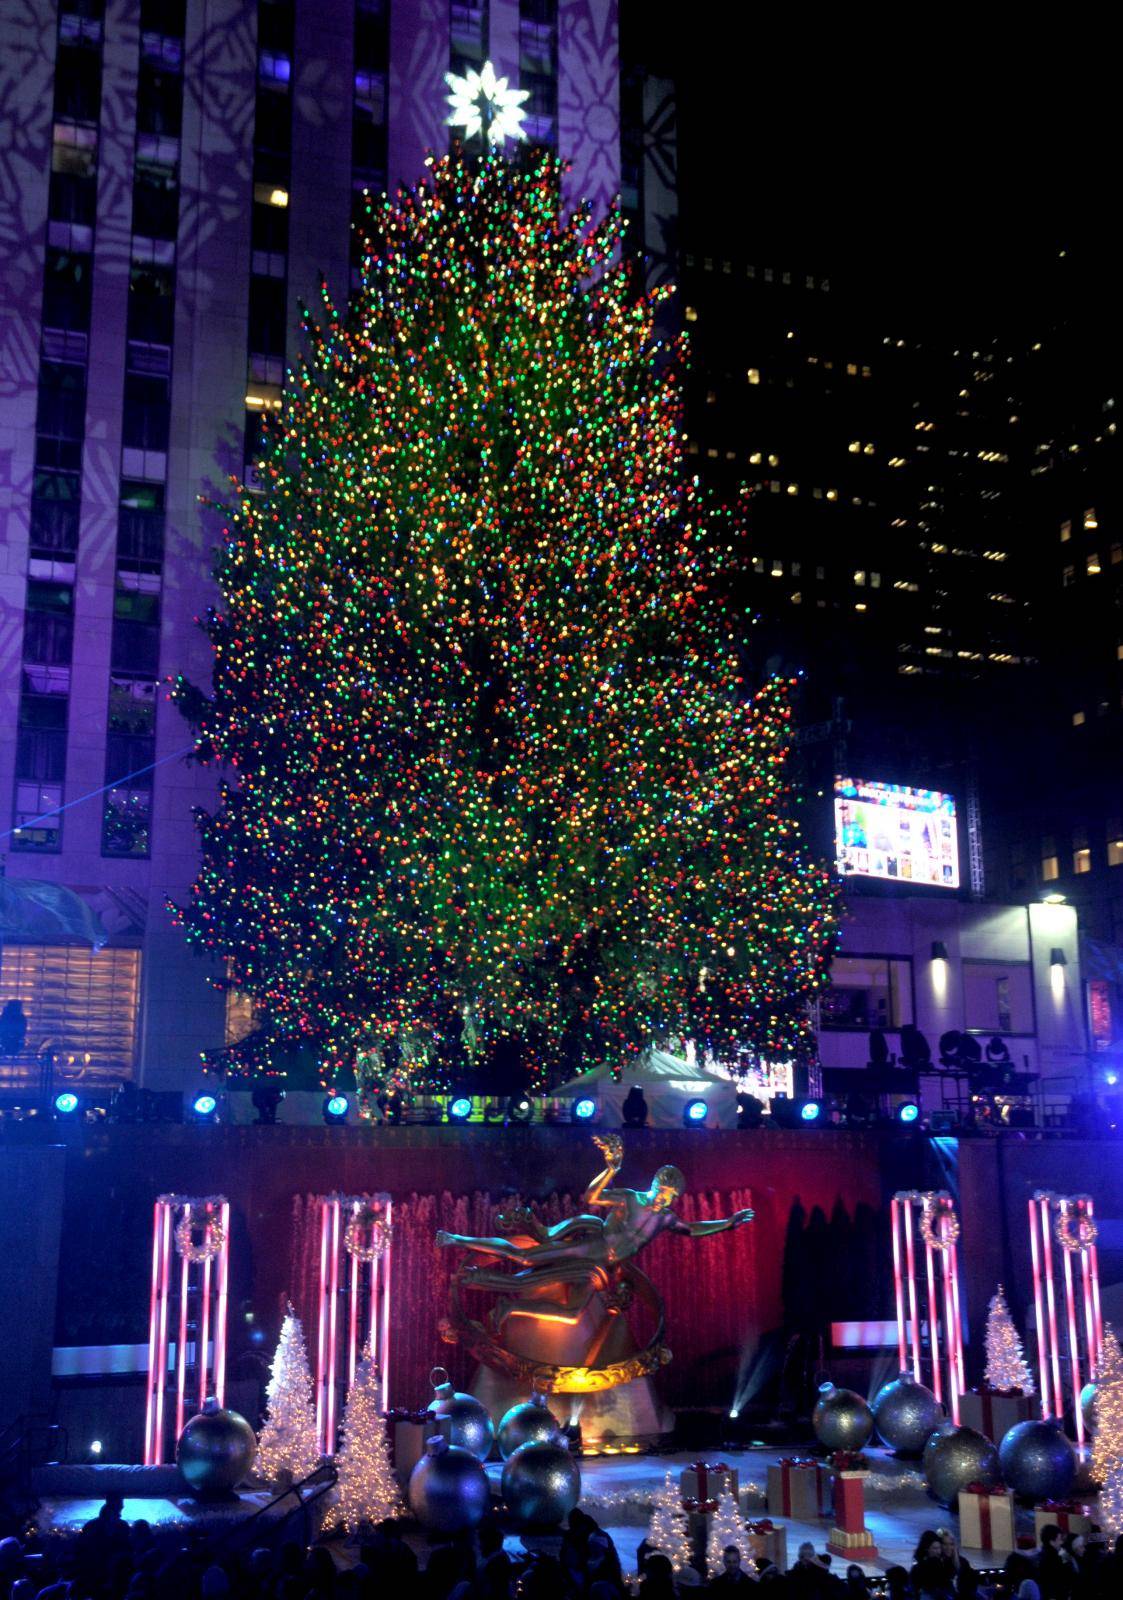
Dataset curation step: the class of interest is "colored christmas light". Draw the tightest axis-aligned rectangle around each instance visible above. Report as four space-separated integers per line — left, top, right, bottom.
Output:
172 150 837 1088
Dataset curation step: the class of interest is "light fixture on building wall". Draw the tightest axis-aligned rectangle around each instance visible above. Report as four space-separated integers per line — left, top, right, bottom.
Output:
1050 947 1067 968
930 939 949 1000
931 940 949 962
1050 946 1067 1000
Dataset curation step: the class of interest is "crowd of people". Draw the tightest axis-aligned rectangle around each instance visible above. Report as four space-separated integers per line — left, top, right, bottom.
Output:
2 1498 1123 1600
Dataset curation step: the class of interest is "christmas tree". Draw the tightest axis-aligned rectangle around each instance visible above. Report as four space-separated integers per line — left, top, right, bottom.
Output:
983 1284 1034 1393
172 149 836 1086
1092 1325 1123 1532
327 1346 403 1533
257 1304 321 1485
706 1489 748 1578
647 1472 693 1573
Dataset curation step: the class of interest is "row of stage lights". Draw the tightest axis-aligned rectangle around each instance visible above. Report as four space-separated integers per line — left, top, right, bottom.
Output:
54 1088 921 1130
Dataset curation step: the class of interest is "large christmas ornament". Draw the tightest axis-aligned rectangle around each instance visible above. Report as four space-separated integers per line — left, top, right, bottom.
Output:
812 1383 874 1451
497 1394 562 1460
922 1423 999 1505
1081 1381 1097 1434
500 1439 581 1527
872 1372 944 1455
176 1398 257 1497
427 1366 495 1461
999 1419 1077 1501
408 1435 491 1533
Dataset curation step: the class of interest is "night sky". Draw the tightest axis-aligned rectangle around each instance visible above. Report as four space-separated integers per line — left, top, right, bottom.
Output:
625 5 1116 332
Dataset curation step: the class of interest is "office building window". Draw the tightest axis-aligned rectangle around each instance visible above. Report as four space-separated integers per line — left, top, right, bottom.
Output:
1060 519 1071 542
1074 831 1091 874
1073 710 1086 726
1107 820 1123 868
819 956 914 1030
0 944 141 1083
962 961 1032 1034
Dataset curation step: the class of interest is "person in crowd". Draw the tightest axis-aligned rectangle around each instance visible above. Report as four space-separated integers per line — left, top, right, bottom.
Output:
1035 1525 1068 1600
846 1563 872 1599
884 1566 913 1600
912 1530 955 1600
639 1551 680 1599
789 1541 830 1599
710 1544 759 1591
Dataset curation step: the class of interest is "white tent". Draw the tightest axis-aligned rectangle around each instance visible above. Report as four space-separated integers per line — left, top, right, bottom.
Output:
553 1047 737 1129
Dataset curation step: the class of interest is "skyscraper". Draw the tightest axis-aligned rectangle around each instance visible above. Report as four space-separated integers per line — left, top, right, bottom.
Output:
0 0 638 1088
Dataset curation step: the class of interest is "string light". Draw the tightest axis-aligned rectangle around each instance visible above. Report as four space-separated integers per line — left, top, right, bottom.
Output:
325 1344 403 1532
983 1284 1035 1394
1092 1325 1123 1533
171 149 837 1089
707 1489 748 1577
256 1303 321 1486
646 1472 693 1572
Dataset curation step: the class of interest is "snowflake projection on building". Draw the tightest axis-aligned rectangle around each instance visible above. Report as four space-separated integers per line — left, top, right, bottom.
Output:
445 60 529 146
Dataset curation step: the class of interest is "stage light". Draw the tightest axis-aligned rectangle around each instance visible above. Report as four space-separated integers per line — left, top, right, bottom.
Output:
573 1097 598 1122
1107 1071 1119 1088
322 1092 350 1124
53 1091 80 1117
896 1101 920 1124
729 1407 739 1419
190 1092 218 1122
90 1440 103 1456
800 1099 822 1123
508 1095 533 1124
683 1098 708 1126
448 1095 473 1122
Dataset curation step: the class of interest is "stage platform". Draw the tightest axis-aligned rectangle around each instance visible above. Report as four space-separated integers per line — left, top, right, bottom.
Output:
35 1446 1025 1577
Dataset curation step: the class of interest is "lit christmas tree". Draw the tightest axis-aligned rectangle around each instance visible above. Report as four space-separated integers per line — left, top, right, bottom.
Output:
647 1472 693 1573
327 1345 403 1533
706 1489 748 1577
1092 1325 1123 1533
256 1304 321 1486
984 1284 1034 1393
172 149 836 1087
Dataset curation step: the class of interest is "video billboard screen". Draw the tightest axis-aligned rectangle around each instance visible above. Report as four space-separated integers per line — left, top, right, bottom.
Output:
834 778 960 889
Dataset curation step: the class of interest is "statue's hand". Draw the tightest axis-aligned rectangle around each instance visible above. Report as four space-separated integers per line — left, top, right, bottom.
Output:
732 1208 755 1226
593 1132 624 1168
435 1230 458 1248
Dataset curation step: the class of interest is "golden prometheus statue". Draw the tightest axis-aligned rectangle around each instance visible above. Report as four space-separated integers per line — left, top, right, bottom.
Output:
437 1134 753 1397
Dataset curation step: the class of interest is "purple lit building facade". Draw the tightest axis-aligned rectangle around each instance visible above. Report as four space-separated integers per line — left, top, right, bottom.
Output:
0 0 670 1089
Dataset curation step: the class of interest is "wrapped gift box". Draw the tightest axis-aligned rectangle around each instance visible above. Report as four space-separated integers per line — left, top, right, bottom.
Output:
766 1458 831 1520
960 1388 1036 1446
958 1486 1016 1552
681 1461 739 1504
1035 1502 1095 1538
381 1408 431 1481
682 1496 718 1539
744 1519 788 1571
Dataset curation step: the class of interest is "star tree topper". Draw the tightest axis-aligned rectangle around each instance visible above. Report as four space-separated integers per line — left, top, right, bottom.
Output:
445 59 529 145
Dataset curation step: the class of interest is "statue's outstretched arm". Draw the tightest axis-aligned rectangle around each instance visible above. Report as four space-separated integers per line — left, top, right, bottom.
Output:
583 1132 626 1208
680 1206 755 1237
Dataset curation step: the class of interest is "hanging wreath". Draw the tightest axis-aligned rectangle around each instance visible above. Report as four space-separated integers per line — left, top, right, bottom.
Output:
1055 1200 1097 1254
919 1192 960 1252
174 1205 226 1263
344 1204 392 1263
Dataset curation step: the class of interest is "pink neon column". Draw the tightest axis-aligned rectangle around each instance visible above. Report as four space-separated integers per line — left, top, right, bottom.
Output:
1080 1250 1097 1384
1029 1197 1051 1416
942 1244 960 1424
214 1201 230 1406
1040 1196 1063 1416
327 1200 341 1451
903 1200 922 1381
144 1200 163 1465
316 1202 330 1450
924 1239 943 1405
381 1200 392 1410
154 1203 172 1462
199 1254 212 1412
891 1198 908 1373
1088 1200 1104 1369
348 1247 360 1389
948 1240 967 1396
175 1240 190 1440
1062 1243 1084 1445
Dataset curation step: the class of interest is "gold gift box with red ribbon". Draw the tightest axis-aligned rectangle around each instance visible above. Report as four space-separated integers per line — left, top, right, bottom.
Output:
766 1457 831 1520
744 1519 788 1570
680 1461 739 1504
1034 1502 1095 1538
959 1388 1036 1446
958 1486 1016 1552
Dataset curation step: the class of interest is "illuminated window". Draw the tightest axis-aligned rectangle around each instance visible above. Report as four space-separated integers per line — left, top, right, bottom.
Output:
749 451 762 464
1085 508 1098 530
1062 566 1075 586
825 488 838 501
771 560 783 576
0 944 140 1081
1088 553 1102 575
846 362 858 376
1108 823 1123 868
684 306 698 323
820 956 913 1030
1113 544 1122 564
786 482 798 495
848 440 861 453
747 368 760 384
863 443 874 455
767 453 779 467
1041 838 1059 881
1073 710 1086 726
853 570 866 586
1074 829 1091 874
791 591 802 604
752 557 765 573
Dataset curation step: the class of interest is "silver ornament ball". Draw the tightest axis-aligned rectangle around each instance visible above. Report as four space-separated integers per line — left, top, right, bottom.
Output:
922 1423 999 1505
500 1439 581 1527
872 1371 944 1455
408 1435 491 1533
427 1369 495 1461
812 1383 874 1451
498 1394 562 1460
999 1419 1077 1501
1080 1381 1097 1434
176 1398 257 1498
